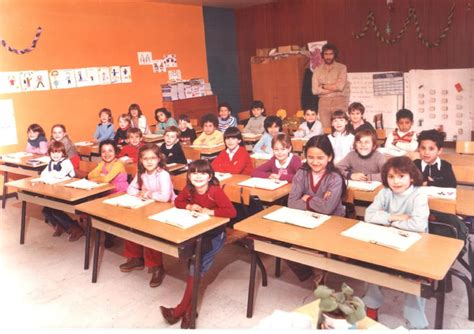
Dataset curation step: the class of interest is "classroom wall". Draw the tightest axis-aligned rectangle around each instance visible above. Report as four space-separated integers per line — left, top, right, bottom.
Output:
235 0 474 108
0 0 209 154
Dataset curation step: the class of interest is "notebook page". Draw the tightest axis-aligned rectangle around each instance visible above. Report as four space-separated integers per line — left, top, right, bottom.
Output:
263 207 331 229
63 179 107 190
148 207 210 229
103 194 154 209
238 177 288 190
347 180 382 191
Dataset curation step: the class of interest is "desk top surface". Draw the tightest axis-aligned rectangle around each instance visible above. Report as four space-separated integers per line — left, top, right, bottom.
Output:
6 177 115 202
75 193 229 244
185 143 225 155
235 205 463 280
0 154 48 169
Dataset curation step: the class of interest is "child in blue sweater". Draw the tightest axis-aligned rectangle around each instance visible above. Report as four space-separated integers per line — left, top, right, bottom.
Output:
94 108 115 142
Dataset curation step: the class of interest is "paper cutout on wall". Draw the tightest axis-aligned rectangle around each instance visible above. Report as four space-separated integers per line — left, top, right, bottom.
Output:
98 67 111 85
138 51 152 65
109 66 121 84
49 69 76 89
152 59 166 73
163 54 177 68
19 70 50 92
86 68 99 86
0 99 18 147
168 69 181 82
0 72 22 93
120 66 132 83
74 69 90 87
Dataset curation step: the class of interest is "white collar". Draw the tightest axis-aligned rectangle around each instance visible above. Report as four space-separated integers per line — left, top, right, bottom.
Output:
421 157 441 171
275 153 293 169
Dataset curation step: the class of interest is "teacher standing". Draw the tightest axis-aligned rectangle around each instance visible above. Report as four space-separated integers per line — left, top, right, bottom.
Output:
311 43 349 128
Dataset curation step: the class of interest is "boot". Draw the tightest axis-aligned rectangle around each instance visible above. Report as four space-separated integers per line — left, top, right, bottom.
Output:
149 266 165 288
68 224 85 242
52 224 65 237
119 257 145 272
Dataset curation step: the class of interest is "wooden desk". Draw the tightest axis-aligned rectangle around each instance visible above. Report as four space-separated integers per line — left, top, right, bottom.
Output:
0 154 48 209
143 134 164 143
242 133 262 143
235 205 463 329
291 138 307 154
171 173 292 203
76 143 99 156
75 193 229 329
186 144 225 156
5 177 114 269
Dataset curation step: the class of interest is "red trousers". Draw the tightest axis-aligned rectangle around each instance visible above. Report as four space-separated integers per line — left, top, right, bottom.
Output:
123 241 163 267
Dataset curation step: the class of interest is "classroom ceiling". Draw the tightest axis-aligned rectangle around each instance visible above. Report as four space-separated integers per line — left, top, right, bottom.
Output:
151 0 277 9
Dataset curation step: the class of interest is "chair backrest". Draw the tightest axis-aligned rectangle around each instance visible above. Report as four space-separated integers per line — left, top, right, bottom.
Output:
323 127 331 134
76 160 99 178
376 128 386 140
77 145 92 160
149 124 157 134
171 174 188 191
182 145 201 162
190 118 199 127
221 183 251 206
456 141 474 155
124 163 137 177
238 110 251 124
373 113 384 129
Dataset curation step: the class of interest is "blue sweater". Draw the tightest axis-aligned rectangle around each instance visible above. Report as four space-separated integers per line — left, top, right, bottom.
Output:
253 132 274 154
94 123 115 142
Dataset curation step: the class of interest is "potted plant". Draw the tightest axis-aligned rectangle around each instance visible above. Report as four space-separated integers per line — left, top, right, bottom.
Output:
314 283 366 329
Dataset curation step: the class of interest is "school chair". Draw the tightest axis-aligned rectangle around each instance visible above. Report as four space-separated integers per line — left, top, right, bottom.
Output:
75 160 99 179
376 128 387 147
190 118 199 128
124 163 137 181
373 113 384 129
149 124 157 134
221 183 268 287
456 141 474 155
77 145 92 161
428 220 474 320
238 110 251 125
452 165 474 187
323 127 331 134
182 145 201 163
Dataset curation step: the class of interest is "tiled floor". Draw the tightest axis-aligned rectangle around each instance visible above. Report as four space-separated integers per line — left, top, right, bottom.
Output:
1 200 473 329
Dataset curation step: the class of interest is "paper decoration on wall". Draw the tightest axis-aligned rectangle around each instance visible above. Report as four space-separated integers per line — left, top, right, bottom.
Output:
1 27 43 55
0 72 22 93
307 40 326 72
109 66 121 83
49 69 76 89
19 70 50 91
0 99 18 147
98 67 110 85
138 51 152 65
168 69 181 82
120 66 132 83
163 54 177 68
152 59 166 73
86 68 99 86
74 69 90 87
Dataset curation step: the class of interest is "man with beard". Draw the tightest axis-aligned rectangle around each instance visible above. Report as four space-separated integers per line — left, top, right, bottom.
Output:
311 43 349 128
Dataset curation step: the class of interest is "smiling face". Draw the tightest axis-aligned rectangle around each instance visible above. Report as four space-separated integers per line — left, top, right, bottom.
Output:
119 117 129 129
140 150 159 173
203 121 216 135
225 136 240 151
273 141 290 163
397 118 413 133
267 123 280 137
355 135 375 157
387 168 412 194
304 110 317 123
130 108 139 118
164 131 179 146
332 117 348 132
128 133 141 146
52 126 65 141
251 107 263 118
189 172 210 192
219 106 231 119
27 130 39 140
306 147 331 174
100 112 110 124
50 150 64 162
178 120 188 132
100 144 116 163
322 49 335 65
418 139 440 165
157 111 167 123
349 109 363 124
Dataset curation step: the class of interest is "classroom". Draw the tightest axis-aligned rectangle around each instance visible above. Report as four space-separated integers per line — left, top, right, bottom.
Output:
0 0 473 330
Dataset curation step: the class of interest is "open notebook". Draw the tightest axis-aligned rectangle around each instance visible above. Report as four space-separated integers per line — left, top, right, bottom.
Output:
347 180 382 192
341 221 421 251
238 177 288 191
103 194 154 209
63 179 107 190
250 152 273 160
148 207 210 229
418 186 456 200
215 172 232 182
30 176 70 185
263 207 331 229
377 147 406 157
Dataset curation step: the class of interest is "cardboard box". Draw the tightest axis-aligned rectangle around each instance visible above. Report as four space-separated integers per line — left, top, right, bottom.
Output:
277 45 300 53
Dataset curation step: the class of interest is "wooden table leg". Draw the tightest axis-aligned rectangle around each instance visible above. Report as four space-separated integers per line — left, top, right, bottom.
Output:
84 215 92 270
247 249 257 318
190 236 202 329
92 229 101 283
434 278 446 329
2 171 9 209
20 200 26 244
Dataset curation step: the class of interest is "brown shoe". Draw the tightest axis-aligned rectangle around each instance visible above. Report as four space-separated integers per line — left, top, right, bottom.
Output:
149 266 165 288
68 224 84 242
52 224 65 237
119 257 144 272
160 306 181 325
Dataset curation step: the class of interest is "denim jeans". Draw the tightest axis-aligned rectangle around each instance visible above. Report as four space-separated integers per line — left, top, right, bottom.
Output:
189 231 225 276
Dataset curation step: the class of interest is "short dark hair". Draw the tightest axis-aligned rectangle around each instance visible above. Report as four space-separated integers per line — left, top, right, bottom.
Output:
272 133 292 149
250 100 264 110
186 159 219 192
263 115 282 132
218 102 232 113
201 113 218 128
223 127 243 146
354 130 378 150
417 129 445 149
348 102 365 115
127 127 143 138
48 141 67 156
128 103 142 117
178 114 190 123
99 139 119 155
27 123 45 137
99 108 113 123
154 108 172 122
321 43 338 59
330 110 349 134
396 109 414 122
381 156 423 188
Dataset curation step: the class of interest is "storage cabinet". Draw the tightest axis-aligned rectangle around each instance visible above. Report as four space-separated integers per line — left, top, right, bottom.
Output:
163 95 218 122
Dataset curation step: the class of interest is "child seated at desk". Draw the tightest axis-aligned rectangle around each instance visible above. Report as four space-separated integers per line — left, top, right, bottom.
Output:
178 114 197 145
193 113 224 146
336 130 385 182
160 159 236 329
327 110 354 164
347 102 375 135
413 129 467 241
217 102 237 132
154 107 178 135
293 107 323 139
41 141 83 241
252 133 302 182
94 107 115 143
51 124 80 170
212 126 253 175
252 115 282 155
128 103 149 135
26 123 48 155
160 126 187 165
121 144 176 288
243 100 266 134
363 156 429 329
118 127 144 163
114 113 131 147
384 109 418 154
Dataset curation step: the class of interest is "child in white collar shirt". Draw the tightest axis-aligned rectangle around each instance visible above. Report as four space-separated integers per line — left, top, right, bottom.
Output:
327 110 354 164
160 126 187 165
293 107 323 139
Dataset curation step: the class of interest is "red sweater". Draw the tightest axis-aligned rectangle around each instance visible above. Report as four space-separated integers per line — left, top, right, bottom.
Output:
211 146 253 176
175 185 236 218
118 143 143 163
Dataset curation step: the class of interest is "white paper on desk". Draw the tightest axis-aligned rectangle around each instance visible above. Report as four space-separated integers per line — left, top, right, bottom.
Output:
242 133 260 139
347 180 382 191
148 207 210 229
377 147 406 157
103 194 154 209
2 152 32 159
419 186 456 200
63 179 107 190
238 177 288 190
75 141 94 146
250 152 272 160
144 134 162 140
263 207 330 229
215 172 232 181
30 176 70 185
341 221 421 251
190 144 222 148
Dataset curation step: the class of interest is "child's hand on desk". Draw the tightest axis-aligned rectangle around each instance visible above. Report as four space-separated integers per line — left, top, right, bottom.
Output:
269 173 279 179
187 204 202 212
389 214 410 222
351 173 368 181
138 191 151 199
200 208 213 216
301 195 311 202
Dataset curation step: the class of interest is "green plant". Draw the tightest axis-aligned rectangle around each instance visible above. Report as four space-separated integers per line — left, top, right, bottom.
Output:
314 283 366 325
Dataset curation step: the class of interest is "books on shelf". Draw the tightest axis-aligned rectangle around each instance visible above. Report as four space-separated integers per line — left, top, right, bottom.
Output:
103 194 154 209
419 186 456 200
238 177 288 190
347 180 382 192
148 207 210 229
215 172 232 182
341 221 421 251
63 179 107 190
250 152 273 160
263 207 331 229
30 177 70 185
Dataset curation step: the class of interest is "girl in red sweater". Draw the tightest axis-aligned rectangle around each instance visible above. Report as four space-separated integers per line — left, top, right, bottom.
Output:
211 127 253 175
160 159 236 328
